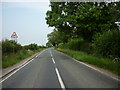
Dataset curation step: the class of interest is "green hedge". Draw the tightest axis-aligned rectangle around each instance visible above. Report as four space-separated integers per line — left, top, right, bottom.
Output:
2 39 22 54
93 30 120 59
58 38 84 50
58 38 92 53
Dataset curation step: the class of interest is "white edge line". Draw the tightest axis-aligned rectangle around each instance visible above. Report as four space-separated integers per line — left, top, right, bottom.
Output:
0 49 47 83
56 50 120 81
36 54 39 58
75 60 120 81
55 68 66 90
0 59 34 83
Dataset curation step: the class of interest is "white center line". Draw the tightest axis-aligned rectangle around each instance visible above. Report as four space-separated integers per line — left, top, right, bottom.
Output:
52 58 55 64
55 68 66 90
50 50 66 90
50 51 53 57
50 51 66 90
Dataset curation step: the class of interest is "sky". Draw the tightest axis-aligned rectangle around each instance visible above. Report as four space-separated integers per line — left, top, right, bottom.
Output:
1 1 54 46
1 0 119 46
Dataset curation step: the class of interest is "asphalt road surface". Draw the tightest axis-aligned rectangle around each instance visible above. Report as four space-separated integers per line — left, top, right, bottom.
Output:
2 48 120 88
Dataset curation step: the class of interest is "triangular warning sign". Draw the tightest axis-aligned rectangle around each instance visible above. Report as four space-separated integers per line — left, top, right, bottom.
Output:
11 32 18 38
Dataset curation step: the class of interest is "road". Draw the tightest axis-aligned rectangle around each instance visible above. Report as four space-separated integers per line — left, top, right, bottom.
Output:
2 48 119 88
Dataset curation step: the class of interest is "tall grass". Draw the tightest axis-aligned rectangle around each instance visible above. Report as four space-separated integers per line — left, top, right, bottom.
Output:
2 49 43 68
57 48 120 75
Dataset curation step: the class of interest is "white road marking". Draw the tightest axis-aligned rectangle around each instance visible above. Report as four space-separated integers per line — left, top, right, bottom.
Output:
0 49 46 83
55 68 66 90
0 59 34 83
75 60 120 81
56 50 120 81
50 50 66 89
36 54 39 57
50 51 53 57
50 51 55 64
52 58 55 64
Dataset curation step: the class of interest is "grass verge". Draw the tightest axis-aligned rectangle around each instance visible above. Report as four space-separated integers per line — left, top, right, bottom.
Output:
2 49 44 68
57 48 120 76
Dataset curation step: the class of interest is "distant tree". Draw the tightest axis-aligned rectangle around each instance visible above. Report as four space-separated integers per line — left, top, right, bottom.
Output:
24 43 38 50
47 28 70 47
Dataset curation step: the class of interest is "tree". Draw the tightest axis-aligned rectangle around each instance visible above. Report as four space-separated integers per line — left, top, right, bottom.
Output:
46 2 119 42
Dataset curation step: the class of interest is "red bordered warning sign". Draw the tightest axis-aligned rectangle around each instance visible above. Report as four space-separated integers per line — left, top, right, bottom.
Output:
11 32 18 38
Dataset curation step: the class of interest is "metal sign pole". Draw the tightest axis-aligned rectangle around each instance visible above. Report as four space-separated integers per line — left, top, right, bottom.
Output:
13 38 14 54
11 32 18 54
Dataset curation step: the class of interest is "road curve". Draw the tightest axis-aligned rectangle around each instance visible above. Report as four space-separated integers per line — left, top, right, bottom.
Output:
2 48 119 88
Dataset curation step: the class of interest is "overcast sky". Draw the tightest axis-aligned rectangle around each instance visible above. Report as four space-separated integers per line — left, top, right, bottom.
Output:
2 1 54 46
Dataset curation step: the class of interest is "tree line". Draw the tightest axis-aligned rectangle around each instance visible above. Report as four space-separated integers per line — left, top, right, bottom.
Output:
2 39 46 55
46 2 120 60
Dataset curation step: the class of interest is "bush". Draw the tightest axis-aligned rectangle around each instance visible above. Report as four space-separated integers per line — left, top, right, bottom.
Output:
58 38 92 53
58 43 69 49
2 39 22 54
67 38 84 50
93 30 120 59
58 38 83 50
24 43 39 50
2 49 33 68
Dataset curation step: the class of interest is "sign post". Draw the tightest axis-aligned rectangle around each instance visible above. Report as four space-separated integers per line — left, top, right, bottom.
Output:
10 32 18 54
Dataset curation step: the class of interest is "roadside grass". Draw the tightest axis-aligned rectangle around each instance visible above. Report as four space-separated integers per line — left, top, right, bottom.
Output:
2 49 44 68
57 48 120 75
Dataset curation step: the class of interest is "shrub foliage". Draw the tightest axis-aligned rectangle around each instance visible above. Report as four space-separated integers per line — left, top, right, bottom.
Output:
93 30 120 59
2 39 22 54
